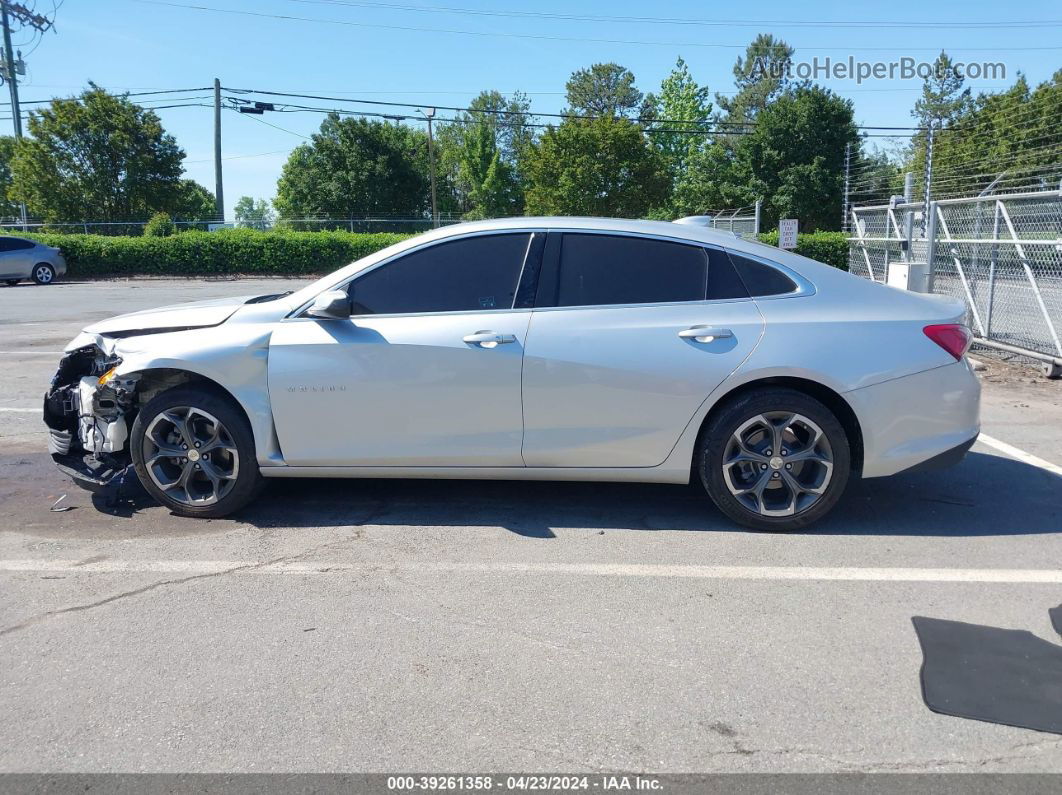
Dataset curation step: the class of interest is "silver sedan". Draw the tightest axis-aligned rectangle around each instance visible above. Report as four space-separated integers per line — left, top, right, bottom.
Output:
44 218 980 531
0 235 67 285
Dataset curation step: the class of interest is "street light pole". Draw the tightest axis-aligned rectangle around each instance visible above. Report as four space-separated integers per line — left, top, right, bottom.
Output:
421 107 439 228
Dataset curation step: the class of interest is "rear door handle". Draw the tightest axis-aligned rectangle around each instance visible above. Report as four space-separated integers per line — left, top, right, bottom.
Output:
463 331 517 347
679 326 733 343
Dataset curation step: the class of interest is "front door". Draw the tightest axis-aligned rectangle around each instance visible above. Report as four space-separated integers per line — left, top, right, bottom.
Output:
268 232 537 467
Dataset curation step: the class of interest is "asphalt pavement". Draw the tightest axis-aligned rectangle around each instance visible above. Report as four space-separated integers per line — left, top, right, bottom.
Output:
1 278 1061 774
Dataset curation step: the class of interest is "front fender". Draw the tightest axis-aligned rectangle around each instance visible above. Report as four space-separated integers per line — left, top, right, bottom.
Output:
109 325 284 467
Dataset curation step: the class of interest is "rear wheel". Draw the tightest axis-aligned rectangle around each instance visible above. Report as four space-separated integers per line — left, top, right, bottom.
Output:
131 386 263 518
32 263 56 284
698 388 851 532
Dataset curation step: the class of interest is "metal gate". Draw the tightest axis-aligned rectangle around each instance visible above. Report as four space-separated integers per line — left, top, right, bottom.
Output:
848 190 1062 367
929 191 1062 361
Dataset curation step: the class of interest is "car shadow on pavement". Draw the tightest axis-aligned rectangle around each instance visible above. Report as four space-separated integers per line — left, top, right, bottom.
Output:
233 451 1060 538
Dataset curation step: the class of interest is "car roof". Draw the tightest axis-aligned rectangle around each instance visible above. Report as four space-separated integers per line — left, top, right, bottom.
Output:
427 216 741 245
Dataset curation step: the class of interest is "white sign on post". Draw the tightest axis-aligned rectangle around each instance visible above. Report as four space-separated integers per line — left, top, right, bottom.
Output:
778 219 798 250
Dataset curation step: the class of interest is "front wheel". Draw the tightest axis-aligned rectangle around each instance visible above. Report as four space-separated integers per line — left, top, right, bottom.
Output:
698 388 851 532
130 386 263 518
32 263 56 284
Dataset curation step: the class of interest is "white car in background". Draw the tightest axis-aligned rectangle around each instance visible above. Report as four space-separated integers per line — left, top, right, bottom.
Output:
0 235 67 285
43 217 980 531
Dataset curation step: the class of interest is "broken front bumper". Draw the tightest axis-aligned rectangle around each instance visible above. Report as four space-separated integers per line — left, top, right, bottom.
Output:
43 347 135 490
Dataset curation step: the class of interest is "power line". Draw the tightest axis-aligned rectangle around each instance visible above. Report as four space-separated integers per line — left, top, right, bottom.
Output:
224 86 925 131
132 1 1062 52
284 0 1062 30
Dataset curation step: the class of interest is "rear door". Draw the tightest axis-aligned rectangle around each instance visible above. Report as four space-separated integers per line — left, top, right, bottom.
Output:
520 231 764 468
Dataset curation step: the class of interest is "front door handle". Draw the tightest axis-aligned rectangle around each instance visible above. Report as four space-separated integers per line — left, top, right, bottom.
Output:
679 326 733 343
463 331 517 348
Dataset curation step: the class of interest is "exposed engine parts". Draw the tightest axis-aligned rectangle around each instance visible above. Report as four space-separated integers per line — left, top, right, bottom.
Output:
43 346 139 481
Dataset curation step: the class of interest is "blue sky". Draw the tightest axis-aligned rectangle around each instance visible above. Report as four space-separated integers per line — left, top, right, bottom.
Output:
10 0 1061 219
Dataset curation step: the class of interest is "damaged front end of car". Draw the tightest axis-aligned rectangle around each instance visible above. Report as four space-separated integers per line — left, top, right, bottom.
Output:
43 343 143 490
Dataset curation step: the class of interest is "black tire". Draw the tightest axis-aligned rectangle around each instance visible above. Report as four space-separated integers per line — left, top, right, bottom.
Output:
4 279 18 286
131 385 263 518
32 263 56 284
697 388 851 532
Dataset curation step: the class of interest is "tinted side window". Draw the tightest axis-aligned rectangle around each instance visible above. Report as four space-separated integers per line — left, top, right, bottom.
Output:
349 233 531 315
706 247 750 300
555 234 707 307
727 252 798 297
11 239 35 250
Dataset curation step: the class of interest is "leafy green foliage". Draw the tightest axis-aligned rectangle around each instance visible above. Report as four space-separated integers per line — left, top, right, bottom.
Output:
737 86 859 231
523 117 669 217
0 135 21 220
435 90 533 218
173 180 218 222
758 230 849 270
716 34 794 123
10 85 187 223
565 63 645 118
274 114 429 220
143 212 176 237
26 229 410 277
234 196 275 229
646 57 713 200
912 70 1062 196
457 119 521 219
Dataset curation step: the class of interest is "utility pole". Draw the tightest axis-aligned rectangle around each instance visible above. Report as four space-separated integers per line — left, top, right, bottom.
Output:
1 2 50 228
421 107 438 228
213 78 224 223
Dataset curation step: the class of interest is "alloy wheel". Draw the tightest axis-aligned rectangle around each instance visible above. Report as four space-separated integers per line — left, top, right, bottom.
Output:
141 406 240 507
34 265 54 283
721 412 834 518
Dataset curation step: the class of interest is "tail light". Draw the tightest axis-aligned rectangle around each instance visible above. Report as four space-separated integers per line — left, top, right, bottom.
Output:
924 324 972 361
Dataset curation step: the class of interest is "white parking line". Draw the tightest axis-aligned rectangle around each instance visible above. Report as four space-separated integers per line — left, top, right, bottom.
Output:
3 559 1062 583
978 433 1062 477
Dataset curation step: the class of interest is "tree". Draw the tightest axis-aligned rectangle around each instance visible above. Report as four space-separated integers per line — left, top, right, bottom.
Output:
565 63 644 118
645 57 713 202
233 196 275 229
435 89 534 216
457 118 520 219
10 84 186 223
274 114 429 220
523 116 669 217
912 70 1062 197
716 34 795 123
172 180 217 222
0 136 21 220
913 52 973 129
734 86 859 230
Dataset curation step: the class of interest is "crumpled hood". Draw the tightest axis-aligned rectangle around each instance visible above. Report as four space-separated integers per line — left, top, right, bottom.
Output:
83 295 255 336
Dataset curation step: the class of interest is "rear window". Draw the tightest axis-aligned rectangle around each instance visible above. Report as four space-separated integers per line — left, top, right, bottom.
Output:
726 252 798 297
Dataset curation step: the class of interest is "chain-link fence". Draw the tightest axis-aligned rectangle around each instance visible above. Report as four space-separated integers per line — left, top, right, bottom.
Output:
675 202 761 238
848 189 1062 368
930 191 1062 360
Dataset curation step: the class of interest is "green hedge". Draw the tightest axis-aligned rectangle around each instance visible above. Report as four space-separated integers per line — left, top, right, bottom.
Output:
22 228 412 277
757 230 849 271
